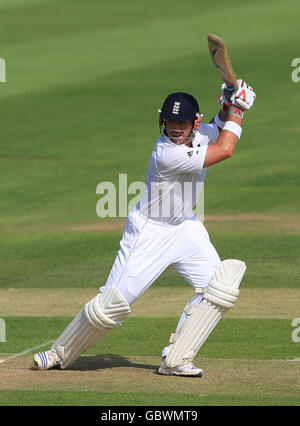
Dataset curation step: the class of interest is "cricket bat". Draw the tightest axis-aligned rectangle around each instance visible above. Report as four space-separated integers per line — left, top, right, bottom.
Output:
207 33 238 90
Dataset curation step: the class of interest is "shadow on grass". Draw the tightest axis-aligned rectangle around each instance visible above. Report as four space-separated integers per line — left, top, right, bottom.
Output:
68 353 157 372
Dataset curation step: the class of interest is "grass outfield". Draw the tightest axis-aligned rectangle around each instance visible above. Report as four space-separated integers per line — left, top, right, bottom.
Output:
0 0 300 407
0 229 299 288
0 315 299 406
1 290 299 406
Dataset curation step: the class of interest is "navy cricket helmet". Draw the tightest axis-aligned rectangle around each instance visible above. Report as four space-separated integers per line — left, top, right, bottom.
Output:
159 92 200 121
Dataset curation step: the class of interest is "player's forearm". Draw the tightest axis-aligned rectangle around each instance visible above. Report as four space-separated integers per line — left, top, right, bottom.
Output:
217 126 239 156
203 131 238 167
216 110 243 155
204 110 242 167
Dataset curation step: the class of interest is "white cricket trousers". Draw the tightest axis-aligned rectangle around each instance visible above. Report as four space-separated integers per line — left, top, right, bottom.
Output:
101 206 221 356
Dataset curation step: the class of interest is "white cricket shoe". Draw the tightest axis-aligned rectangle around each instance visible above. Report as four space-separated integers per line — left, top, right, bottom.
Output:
33 349 61 370
158 357 203 377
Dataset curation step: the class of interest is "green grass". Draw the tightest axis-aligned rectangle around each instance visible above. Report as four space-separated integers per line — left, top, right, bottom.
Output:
1 317 297 360
0 0 299 407
1 0 300 230
0 232 298 288
0 389 298 406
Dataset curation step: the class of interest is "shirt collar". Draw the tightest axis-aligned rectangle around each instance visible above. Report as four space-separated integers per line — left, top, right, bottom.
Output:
159 131 200 148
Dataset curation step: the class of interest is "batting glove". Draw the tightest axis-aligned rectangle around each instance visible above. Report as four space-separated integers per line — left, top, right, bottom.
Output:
218 82 235 108
230 79 256 111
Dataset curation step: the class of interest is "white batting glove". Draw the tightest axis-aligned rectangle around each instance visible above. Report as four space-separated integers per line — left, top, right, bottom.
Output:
230 79 256 111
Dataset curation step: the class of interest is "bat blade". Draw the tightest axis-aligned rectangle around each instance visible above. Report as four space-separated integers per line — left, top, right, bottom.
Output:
207 33 238 90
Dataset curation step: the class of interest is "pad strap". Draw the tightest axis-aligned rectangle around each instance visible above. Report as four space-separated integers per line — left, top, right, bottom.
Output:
169 302 198 344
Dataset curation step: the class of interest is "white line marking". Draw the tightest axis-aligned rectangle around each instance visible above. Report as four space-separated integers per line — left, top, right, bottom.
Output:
285 357 300 362
0 340 54 365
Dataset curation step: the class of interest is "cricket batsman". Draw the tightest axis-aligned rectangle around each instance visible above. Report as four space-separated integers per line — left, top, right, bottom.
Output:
34 80 256 376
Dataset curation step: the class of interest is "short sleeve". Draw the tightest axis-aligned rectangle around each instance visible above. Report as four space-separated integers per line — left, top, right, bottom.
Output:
197 123 219 145
156 144 208 174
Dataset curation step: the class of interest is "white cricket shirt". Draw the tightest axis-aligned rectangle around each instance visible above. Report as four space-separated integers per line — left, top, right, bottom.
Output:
137 123 219 225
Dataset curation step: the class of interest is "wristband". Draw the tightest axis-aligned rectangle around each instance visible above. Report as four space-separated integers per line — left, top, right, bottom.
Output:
214 114 225 129
223 121 242 140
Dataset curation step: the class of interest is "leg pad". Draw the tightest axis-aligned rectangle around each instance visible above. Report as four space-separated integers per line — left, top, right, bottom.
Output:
52 286 131 369
166 259 246 368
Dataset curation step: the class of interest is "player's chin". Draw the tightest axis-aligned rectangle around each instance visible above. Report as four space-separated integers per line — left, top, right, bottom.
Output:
170 136 186 145
175 138 192 146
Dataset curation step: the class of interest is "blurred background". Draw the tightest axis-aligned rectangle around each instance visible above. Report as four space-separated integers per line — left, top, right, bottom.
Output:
0 0 299 288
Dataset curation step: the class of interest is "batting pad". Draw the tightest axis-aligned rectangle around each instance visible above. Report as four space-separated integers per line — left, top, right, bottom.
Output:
52 286 131 369
166 259 246 368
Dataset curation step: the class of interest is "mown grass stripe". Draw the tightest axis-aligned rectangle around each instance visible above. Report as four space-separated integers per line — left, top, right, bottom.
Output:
1 1 299 99
0 389 298 406
0 317 297 360
0 288 299 319
0 232 299 288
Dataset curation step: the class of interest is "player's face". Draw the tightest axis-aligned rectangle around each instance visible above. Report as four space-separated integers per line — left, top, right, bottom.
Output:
165 120 193 145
